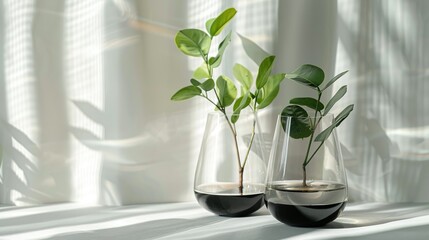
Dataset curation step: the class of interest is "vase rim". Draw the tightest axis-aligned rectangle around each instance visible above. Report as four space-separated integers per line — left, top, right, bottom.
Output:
207 110 257 117
277 112 335 119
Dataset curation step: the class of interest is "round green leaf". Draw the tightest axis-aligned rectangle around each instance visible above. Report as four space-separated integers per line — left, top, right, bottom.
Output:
281 105 312 139
171 86 202 101
175 29 211 57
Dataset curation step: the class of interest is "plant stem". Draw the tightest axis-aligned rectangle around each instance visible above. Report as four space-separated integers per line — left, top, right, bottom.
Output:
242 116 256 170
202 53 244 194
302 90 322 187
222 112 242 168
239 114 257 192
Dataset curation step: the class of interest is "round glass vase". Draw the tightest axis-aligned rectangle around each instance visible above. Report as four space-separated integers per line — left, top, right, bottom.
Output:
265 114 348 227
194 111 268 217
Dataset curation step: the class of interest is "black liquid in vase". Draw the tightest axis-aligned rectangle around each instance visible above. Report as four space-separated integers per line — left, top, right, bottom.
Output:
265 201 346 227
265 181 347 227
195 183 264 217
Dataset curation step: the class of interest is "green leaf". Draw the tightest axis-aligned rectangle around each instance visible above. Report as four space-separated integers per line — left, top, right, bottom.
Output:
216 75 237 107
334 104 354 127
290 97 324 111
232 94 251 123
315 104 354 142
171 86 202 101
256 56 275 89
205 18 215 34
314 125 334 142
281 105 312 138
233 63 253 91
258 73 285 109
322 70 348 91
192 64 210 80
237 33 270 66
200 78 215 91
209 8 237 37
323 86 347 115
231 114 239 124
286 64 325 88
233 94 251 112
175 29 211 57
190 79 201 86
210 31 232 68
256 90 264 104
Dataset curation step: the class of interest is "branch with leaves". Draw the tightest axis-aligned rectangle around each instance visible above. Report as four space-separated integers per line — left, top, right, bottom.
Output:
171 8 285 193
281 65 354 187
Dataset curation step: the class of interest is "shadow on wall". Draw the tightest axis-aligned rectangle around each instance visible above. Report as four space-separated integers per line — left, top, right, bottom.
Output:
336 0 429 203
0 0 201 205
67 0 198 204
0 0 71 205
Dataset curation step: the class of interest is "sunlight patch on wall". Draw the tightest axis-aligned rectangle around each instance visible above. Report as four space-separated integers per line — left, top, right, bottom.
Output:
64 0 105 204
3 0 37 204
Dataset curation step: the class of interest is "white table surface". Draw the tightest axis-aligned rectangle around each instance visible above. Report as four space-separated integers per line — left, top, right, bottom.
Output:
0 202 428 240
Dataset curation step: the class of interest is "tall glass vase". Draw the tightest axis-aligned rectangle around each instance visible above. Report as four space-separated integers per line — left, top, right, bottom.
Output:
265 114 348 227
194 111 267 217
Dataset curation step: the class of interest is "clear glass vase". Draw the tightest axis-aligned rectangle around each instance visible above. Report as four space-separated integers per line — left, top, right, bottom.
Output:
265 114 348 227
194 111 268 217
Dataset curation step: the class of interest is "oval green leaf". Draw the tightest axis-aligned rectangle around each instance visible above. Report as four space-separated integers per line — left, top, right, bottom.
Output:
175 29 211 57
233 94 251 112
192 64 210 80
281 105 312 139
232 94 251 123
210 31 232 68
290 97 324 111
209 8 237 36
322 70 348 91
256 56 275 89
190 79 201 86
334 104 354 127
258 73 285 109
171 86 202 101
287 64 325 88
216 75 237 107
237 33 270 66
315 104 354 142
205 18 215 34
233 63 253 91
323 85 347 115
314 125 334 142
200 78 215 91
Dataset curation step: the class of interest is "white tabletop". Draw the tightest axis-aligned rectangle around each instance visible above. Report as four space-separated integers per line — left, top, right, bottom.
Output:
0 202 428 240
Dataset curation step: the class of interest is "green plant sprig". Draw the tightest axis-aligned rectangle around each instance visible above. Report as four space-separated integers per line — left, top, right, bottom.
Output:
171 8 285 193
281 64 354 187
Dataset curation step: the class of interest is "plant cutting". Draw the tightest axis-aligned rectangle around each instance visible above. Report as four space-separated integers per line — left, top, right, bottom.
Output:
171 8 285 216
281 65 354 187
265 64 354 227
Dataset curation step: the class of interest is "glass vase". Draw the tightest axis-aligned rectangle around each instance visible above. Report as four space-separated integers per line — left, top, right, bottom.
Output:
265 114 348 227
194 111 268 217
